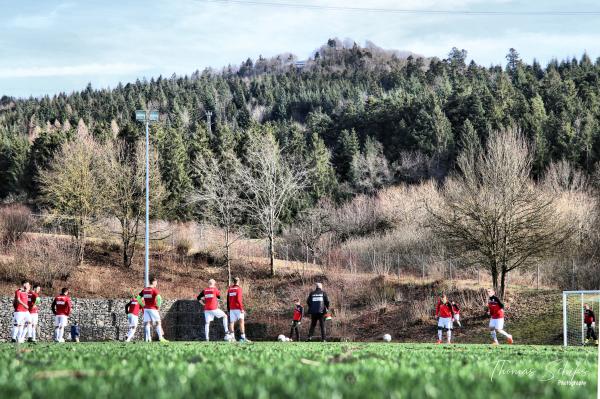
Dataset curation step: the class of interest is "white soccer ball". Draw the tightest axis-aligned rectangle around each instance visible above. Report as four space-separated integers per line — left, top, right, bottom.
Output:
277 334 286 342
382 334 392 342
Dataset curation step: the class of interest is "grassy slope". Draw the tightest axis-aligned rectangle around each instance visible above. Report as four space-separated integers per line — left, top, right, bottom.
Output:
0 342 596 399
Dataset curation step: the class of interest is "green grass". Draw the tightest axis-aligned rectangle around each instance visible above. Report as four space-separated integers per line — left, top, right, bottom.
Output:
0 342 596 399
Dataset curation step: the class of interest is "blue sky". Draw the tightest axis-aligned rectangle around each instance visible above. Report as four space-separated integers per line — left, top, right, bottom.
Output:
2 0 600 98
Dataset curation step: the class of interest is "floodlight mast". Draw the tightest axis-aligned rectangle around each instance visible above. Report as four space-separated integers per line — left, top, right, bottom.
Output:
135 109 159 288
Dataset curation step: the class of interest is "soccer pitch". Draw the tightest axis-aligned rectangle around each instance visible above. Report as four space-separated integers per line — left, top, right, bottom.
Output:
0 342 596 399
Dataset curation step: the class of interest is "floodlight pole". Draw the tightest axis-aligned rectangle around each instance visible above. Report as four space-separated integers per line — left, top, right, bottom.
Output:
144 116 150 288
136 109 158 288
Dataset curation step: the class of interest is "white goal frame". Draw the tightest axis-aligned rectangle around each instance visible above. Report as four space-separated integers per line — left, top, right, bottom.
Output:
562 290 600 347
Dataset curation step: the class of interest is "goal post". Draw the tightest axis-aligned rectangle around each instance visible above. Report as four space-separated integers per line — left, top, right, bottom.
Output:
562 290 600 347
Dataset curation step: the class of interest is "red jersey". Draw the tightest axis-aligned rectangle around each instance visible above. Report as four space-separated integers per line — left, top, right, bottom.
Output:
28 292 40 313
488 296 504 319
139 287 160 310
126 298 141 316
14 289 29 312
293 304 304 321
53 295 72 316
199 287 220 311
451 304 460 315
436 300 453 318
227 285 244 311
584 309 595 324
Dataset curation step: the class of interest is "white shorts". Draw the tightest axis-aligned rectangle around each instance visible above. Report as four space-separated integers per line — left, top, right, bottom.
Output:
55 315 69 327
13 311 29 325
438 317 452 330
229 309 245 323
127 314 139 327
204 309 227 323
29 313 39 325
489 318 504 330
453 314 460 322
143 309 161 323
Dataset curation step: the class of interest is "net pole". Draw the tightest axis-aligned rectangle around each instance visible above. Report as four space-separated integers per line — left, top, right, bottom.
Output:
562 292 567 347
580 293 585 345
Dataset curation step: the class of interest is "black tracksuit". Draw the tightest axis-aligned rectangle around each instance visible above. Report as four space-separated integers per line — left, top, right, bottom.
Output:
307 288 330 341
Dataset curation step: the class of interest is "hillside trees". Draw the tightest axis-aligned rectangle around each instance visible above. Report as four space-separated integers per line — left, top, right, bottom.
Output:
189 152 245 284
239 133 309 276
37 133 110 264
105 140 165 268
427 129 574 299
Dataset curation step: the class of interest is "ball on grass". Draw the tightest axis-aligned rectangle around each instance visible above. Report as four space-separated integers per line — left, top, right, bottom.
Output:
383 334 392 342
277 334 286 342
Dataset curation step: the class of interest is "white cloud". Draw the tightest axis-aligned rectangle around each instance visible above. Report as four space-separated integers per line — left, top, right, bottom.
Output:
0 63 150 78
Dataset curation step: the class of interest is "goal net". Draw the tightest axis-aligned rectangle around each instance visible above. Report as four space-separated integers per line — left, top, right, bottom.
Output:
562 290 600 346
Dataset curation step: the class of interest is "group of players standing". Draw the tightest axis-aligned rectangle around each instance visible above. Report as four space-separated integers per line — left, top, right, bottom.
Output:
11 280 71 343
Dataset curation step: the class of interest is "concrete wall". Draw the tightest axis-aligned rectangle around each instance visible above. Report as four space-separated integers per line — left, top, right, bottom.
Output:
0 297 269 342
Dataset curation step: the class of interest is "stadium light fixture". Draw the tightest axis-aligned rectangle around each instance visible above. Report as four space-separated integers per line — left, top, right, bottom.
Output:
135 109 159 288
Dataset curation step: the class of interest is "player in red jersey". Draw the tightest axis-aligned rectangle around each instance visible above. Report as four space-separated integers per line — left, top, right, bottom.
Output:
227 277 250 343
51 287 72 343
27 285 41 342
451 300 461 328
137 276 167 342
12 280 30 343
583 303 598 345
487 289 513 345
198 279 232 341
290 298 304 341
125 292 141 342
435 294 454 344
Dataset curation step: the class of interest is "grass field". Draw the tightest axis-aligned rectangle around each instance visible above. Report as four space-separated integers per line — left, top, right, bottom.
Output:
0 342 596 399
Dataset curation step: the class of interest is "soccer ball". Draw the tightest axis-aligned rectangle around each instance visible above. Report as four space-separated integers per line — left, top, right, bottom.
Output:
382 334 392 342
277 334 286 342
224 333 235 342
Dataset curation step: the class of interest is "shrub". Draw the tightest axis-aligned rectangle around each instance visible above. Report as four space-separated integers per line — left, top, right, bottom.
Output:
0 204 32 248
7 237 78 287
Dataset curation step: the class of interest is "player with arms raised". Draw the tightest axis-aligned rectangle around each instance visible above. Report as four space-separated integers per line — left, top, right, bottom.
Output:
227 277 250 343
198 279 232 341
487 288 513 345
12 280 30 343
51 287 72 343
27 285 41 342
137 276 167 342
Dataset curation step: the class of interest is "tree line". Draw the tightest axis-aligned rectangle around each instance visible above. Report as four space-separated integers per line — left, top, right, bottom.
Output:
1 40 600 223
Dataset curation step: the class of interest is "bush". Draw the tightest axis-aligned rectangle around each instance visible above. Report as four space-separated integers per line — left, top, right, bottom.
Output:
175 238 193 257
4 237 78 287
0 204 32 248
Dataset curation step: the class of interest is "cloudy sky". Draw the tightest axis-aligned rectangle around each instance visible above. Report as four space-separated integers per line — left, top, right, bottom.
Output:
2 0 599 98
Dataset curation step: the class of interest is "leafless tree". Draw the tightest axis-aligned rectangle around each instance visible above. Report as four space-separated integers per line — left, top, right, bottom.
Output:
37 133 110 264
290 201 333 265
427 129 575 299
239 133 309 276
189 152 246 284
104 140 165 268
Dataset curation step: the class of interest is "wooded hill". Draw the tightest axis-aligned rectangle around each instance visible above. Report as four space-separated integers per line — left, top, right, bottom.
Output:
2 39 600 221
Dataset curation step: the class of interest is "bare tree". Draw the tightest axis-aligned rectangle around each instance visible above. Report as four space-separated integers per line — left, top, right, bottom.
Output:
290 201 332 265
239 133 309 276
427 129 574 299
38 134 110 264
189 152 245 284
105 140 165 268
